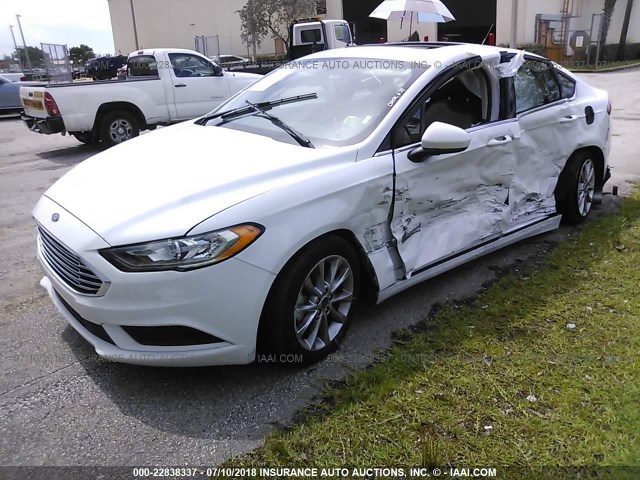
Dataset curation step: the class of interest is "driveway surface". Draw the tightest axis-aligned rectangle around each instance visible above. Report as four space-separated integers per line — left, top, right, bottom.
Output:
0 71 638 467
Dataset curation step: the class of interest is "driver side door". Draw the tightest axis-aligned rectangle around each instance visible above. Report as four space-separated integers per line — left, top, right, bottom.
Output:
388 63 521 276
168 53 230 119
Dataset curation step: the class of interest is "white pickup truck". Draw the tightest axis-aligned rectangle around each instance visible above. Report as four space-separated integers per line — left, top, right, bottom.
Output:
20 48 260 147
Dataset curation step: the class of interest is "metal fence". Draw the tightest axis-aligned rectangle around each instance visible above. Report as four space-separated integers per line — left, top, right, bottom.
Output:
40 42 72 83
194 35 221 58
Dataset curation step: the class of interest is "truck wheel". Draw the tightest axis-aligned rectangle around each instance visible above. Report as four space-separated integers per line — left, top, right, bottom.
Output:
260 236 361 364
72 132 99 145
555 152 597 224
99 111 140 147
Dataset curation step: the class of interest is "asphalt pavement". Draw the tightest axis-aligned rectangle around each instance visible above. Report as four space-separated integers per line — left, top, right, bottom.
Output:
0 70 638 467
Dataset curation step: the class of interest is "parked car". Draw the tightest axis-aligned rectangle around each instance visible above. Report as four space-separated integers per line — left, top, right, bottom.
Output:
1 72 25 82
86 55 127 80
33 44 611 367
20 48 261 147
116 64 127 80
211 54 251 68
0 75 45 115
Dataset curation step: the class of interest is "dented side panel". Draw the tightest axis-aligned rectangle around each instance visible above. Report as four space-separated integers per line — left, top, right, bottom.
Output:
509 102 576 226
391 120 522 275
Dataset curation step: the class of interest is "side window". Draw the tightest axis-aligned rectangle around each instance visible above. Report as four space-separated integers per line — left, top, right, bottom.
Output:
392 67 490 148
300 28 322 44
334 24 352 43
556 71 576 99
169 53 216 78
514 61 561 114
128 56 158 77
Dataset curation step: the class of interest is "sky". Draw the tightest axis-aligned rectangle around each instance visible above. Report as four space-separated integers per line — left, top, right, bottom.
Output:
0 0 115 59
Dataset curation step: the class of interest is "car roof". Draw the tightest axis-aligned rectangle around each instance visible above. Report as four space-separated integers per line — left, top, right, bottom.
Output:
302 43 543 63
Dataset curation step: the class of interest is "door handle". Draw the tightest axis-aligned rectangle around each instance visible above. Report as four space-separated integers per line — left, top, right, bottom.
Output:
487 135 513 146
559 114 578 123
175 84 187 88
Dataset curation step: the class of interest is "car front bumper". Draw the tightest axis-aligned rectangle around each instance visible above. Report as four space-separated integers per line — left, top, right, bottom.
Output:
34 196 277 367
22 114 65 135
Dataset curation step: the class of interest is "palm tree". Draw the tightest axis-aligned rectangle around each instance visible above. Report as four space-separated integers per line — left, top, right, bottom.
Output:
599 0 617 46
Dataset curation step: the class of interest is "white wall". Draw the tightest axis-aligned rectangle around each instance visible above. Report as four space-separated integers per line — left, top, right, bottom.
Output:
108 0 295 57
607 0 640 43
496 0 639 46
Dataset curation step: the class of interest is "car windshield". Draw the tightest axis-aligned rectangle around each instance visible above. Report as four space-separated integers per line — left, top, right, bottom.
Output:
204 58 429 147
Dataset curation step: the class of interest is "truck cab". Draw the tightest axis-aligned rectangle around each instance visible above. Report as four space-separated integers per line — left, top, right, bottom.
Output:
288 19 354 60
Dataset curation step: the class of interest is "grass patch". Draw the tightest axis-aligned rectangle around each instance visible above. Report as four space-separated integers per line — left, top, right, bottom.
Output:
229 192 640 472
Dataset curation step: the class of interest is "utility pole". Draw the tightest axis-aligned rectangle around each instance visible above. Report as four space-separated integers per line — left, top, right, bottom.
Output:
510 0 519 48
8 25 24 71
129 0 140 50
16 14 32 71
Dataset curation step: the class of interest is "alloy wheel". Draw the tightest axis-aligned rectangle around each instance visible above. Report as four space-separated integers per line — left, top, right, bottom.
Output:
577 158 596 217
294 255 354 351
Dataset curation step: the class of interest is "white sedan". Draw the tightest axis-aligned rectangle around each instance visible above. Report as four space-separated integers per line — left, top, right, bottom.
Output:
33 44 611 366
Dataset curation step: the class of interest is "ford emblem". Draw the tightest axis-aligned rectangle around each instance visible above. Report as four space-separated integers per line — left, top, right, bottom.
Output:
51 213 60 222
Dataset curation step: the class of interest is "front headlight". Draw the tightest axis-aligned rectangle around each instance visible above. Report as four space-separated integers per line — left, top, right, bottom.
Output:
100 224 264 272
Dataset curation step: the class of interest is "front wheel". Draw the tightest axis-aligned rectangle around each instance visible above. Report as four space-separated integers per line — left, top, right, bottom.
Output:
99 111 140 148
260 236 361 364
556 153 597 224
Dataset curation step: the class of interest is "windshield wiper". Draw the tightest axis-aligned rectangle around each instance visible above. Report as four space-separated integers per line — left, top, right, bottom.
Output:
242 100 315 149
195 93 317 125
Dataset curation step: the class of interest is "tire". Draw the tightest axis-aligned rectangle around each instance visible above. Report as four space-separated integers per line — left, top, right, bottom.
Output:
260 236 361 364
99 111 140 148
72 132 99 144
555 152 597 224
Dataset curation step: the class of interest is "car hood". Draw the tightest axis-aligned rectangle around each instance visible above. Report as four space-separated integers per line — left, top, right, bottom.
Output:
44 122 355 246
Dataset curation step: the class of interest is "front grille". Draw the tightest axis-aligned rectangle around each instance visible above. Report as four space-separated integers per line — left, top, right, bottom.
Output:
38 226 104 295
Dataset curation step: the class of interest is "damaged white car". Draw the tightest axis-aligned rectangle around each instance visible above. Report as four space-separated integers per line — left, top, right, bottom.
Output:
33 44 611 366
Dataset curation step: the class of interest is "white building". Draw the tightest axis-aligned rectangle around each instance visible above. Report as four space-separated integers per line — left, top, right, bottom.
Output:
106 0 440 56
496 0 640 47
107 0 638 59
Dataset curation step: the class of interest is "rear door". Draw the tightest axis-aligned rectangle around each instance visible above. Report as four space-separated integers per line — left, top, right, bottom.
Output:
507 58 577 230
168 52 230 119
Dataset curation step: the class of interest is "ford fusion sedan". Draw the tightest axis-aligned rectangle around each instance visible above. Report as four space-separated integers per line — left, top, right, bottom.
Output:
33 44 611 366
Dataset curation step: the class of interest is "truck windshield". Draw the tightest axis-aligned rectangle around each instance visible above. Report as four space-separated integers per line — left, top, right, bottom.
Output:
202 58 429 148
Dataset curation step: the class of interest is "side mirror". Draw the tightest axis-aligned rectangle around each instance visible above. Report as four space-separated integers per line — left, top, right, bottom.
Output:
408 122 471 163
213 64 223 77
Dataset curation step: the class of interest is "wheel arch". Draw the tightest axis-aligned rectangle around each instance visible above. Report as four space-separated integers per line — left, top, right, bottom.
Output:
255 228 381 353
570 146 606 189
93 102 147 132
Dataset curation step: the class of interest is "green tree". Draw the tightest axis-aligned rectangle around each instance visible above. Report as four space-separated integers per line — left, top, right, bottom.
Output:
69 44 95 66
15 46 45 69
238 0 317 54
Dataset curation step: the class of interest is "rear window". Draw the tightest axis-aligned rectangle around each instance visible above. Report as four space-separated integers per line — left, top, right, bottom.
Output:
556 71 576 99
128 55 159 77
300 29 322 43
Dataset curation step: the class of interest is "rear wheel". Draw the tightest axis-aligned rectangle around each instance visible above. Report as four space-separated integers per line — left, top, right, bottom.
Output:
99 111 140 148
555 152 597 224
260 236 361 364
